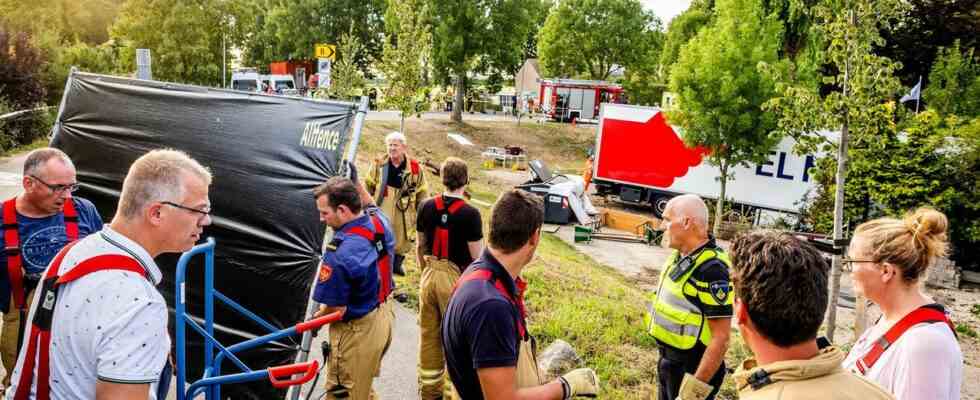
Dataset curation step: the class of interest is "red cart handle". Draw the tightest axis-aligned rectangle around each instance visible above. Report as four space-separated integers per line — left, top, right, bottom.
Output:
268 360 320 388
296 311 343 333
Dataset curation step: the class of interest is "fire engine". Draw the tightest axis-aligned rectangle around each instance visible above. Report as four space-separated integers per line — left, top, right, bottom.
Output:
539 79 624 122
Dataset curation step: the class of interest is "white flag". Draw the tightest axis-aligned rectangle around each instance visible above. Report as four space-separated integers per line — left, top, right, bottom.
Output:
900 76 922 103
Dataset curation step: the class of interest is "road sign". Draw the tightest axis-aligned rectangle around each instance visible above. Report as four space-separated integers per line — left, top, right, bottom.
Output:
318 59 332 88
136 49 152 80
315 44 336 61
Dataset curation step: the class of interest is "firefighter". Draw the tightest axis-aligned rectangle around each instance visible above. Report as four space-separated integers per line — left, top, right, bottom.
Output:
364 131 428 276
442 189 599 400
729 231 895 400
415 157 483 399
312 172 396 400
0 148 104 385
644 194 732 400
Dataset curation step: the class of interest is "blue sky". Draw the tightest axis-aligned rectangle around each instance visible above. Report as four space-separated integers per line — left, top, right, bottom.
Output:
641 0 693 25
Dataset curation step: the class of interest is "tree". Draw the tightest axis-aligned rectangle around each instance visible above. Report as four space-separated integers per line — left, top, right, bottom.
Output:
430 0 536 122
242 0 386 74
765 0 905 342
110 0 248 86
520 0 553 62
381 0 432 133
319 29 367 102
621 28 666 106
537 0 657 81
658 0 714 79
923 40 980 117
799 110 980 269
877 0 979 87
0 28 47 110
0 26 49 147
0 0 131 104
0 0 126 45
668 0 784 237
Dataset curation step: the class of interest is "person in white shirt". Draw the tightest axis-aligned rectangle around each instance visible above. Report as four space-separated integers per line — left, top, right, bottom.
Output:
842 207 963 400
6 149 212 400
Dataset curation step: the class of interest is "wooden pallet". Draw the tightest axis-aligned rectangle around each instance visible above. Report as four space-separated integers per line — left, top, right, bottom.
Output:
597 207 661 235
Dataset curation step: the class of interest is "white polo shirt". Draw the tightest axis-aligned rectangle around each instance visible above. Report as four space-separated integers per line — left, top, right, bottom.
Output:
5 226 170 400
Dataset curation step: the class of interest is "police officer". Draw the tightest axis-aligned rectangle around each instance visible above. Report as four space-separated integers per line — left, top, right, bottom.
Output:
729 231 894 400
312 172 396 400
0 148 103 384
415 157 483 399
364 131 428 276
442 189 599 400
645 194 732 400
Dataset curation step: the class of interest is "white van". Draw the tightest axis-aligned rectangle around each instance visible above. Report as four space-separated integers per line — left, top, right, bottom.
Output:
261 74 297 95
230 69 262 92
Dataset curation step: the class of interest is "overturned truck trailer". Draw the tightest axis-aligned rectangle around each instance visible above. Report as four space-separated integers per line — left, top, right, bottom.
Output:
50 71 365 399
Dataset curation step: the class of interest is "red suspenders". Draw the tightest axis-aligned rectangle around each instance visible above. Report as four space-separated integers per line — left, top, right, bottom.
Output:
346 214 394 304
14 242 145 400
454 268 528 340
3 198 79 311
431 195 466 260
854 305 956 375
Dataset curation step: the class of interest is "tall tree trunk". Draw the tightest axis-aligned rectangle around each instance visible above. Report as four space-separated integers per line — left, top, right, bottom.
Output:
826 9 855 342
827 117 850 343
400 114 406 134
452 72 465 123
712 159 728 238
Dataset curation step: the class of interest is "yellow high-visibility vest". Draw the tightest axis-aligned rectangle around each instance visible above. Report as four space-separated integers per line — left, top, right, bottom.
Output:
644 247 732 350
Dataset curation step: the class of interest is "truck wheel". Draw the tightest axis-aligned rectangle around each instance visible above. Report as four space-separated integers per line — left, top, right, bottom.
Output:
652 195 671 218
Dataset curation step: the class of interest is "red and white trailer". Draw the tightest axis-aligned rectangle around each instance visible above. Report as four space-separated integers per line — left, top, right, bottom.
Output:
539 79 624 122
592 103 830 218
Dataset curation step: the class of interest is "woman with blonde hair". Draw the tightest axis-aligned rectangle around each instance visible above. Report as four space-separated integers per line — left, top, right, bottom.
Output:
842 207 963 400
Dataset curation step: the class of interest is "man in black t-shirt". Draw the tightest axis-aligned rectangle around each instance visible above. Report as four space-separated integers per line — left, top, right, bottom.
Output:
442 189 599 400
414 157 482 399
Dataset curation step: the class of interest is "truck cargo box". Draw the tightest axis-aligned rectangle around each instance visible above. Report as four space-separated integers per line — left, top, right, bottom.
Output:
593 103 832 216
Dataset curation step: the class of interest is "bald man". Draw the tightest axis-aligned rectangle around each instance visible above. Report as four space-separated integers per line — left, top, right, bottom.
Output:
644 194 733 400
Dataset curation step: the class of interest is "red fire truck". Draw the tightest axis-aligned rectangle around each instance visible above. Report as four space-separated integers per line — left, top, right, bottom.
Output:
539 79 624 122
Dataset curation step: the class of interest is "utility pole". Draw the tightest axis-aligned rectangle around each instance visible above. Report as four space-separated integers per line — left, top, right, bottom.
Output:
222 33 227 88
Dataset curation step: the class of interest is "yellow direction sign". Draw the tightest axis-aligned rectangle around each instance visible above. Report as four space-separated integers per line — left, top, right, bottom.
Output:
315 44 336 61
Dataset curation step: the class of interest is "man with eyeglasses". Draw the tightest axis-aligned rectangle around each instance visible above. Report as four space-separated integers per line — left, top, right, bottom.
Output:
6 149 212 400
644 194 732 400
0 148 104 385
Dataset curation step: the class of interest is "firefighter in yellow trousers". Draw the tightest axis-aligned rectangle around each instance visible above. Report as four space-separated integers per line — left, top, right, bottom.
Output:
415 158 484 399
365 131 428 276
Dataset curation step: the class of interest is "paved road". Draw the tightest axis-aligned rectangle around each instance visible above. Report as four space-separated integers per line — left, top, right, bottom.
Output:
290 301 420 400
0 153 28 199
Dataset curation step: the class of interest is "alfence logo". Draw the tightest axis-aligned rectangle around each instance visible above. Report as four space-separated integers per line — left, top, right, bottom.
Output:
300 122 342 151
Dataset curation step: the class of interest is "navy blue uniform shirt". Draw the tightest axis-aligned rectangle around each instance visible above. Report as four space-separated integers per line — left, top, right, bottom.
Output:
442 250 527 400
0 197 103 313
313 207 396 321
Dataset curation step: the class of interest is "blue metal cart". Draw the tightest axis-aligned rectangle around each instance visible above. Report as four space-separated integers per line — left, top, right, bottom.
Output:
174 238 341 400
